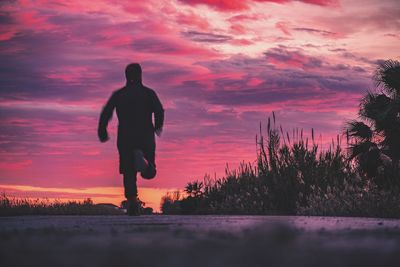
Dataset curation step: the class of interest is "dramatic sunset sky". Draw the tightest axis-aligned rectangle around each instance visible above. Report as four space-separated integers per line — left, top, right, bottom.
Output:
0 0 399 211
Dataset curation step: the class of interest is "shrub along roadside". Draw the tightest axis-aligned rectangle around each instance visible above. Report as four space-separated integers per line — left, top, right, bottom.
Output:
0 195 124 216
161 113 399 217
161 60 400 218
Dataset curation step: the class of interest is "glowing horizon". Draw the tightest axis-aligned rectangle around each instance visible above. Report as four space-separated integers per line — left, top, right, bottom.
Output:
0 184 177 212
0 0 399 212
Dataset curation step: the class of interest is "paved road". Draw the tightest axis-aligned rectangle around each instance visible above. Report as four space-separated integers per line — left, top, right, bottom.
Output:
1 215 400 267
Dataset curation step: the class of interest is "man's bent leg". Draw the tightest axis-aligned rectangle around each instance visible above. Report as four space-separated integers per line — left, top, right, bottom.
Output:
141 141 157 179
133 149 148 172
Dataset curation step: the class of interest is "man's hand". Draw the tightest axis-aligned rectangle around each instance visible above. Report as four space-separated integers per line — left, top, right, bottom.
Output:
155 128 163 137
98 128 109 143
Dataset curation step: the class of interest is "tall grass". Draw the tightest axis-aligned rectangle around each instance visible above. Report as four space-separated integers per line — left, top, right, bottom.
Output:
161 113 400 217
0 194 124 216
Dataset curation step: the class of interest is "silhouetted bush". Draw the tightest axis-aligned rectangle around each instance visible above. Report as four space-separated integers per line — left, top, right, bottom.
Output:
161 112 400 218
0 195 124 216
162 60 400 217
161 191 182 214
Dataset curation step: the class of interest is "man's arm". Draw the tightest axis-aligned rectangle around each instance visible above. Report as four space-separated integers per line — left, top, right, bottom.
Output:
98 92 116 142
151 91 164 136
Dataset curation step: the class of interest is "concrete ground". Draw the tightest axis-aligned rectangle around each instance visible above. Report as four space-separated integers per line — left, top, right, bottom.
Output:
1 215 400 267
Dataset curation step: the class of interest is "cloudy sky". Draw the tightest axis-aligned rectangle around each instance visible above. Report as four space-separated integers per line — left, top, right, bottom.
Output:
0 0 399 211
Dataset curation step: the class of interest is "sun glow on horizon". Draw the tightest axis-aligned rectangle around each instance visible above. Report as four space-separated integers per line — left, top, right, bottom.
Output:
0 184 178 212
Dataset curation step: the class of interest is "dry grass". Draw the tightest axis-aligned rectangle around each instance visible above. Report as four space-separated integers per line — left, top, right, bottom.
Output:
0 194 124 216
161 113 400 217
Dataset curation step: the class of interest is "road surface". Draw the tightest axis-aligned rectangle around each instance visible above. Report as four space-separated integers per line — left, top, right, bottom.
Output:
1 215 400 267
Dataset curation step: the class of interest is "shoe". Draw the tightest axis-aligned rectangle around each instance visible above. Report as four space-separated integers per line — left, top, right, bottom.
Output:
133 149 148 172
127 198 140 216
141 162 156 180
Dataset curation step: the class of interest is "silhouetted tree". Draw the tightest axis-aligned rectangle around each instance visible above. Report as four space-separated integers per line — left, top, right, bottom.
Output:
185 181 203 198
346 59 400 184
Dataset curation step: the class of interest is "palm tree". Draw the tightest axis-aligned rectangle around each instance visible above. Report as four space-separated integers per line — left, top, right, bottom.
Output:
185 181 203 198
346 59 400 183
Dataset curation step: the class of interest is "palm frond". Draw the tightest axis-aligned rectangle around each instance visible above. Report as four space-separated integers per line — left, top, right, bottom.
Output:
357 146 382 178
359 92 392 123
374 59 400 95
348 140 377 160
345 120 373 141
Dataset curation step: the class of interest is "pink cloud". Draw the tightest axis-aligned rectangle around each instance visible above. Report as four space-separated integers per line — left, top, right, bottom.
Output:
299 0 339 6
0 29 17 41
227 13 267 22
256 0 339 6
174 11 211 31
178 0 339 11
293 27 342 39
265 47 323 70
131 35 220 57
14 10 57 32
178 0 250 11
275 21 292 36
46 66 101 82
230 24 247 34
230 38 254 45
0 160 32 170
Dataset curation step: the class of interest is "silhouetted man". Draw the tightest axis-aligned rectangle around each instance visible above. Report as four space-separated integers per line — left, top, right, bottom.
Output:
98 63 164 216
